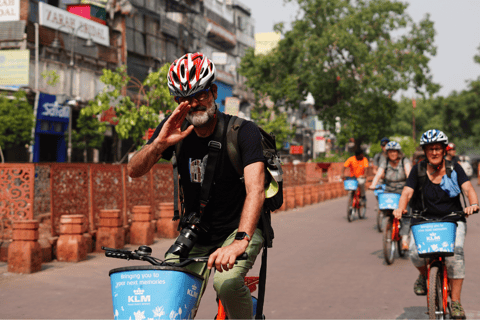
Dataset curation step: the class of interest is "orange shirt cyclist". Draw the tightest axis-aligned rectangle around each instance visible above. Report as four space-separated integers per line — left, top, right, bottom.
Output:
342 149 369 204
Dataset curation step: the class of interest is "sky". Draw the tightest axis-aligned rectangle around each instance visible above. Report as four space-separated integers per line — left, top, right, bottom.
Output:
239 0 480 98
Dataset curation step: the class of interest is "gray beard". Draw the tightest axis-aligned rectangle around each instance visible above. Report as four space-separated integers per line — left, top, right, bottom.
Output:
186 102 216 127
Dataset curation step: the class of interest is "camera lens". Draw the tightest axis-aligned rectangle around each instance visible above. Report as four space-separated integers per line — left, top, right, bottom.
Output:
166 224 201 258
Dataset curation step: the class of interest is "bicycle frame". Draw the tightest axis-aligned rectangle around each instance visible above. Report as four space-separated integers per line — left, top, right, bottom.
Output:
391 216 401 242
352 187 360 208
216 277 259 320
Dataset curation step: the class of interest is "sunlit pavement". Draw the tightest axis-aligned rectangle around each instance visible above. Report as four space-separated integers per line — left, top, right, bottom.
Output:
1 179 480 319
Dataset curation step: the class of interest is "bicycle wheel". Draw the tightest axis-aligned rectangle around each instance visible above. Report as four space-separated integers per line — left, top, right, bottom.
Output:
347 192 354 222
358 199 366 219
383 218 395 265
347 207 355 222
397 240 406 257
377 209 384 232
428 266 444 319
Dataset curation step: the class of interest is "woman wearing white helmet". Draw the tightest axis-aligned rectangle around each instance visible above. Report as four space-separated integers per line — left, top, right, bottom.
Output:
393 129 479 318
369 141 412 248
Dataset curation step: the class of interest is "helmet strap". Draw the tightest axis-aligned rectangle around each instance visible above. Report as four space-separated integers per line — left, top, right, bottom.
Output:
427 158 444 174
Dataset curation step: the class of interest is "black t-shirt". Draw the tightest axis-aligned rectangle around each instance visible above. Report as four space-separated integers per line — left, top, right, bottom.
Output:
406 162 469 222
147 113 264 245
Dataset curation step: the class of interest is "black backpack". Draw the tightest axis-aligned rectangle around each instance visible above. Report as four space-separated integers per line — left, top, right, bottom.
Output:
225 115 283 248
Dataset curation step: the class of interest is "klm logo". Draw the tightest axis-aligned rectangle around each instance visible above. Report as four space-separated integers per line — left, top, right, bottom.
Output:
128 295 151 303
187 284 199 298
128 288 150 303
426 233 441 242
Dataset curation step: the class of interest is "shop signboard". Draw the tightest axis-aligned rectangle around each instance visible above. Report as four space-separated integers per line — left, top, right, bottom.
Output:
290 145 304 155
0 50 29 87
39 2 109 46
0 0 20 22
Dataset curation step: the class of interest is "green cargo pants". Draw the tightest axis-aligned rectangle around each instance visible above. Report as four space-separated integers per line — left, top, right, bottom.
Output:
165 228 264 319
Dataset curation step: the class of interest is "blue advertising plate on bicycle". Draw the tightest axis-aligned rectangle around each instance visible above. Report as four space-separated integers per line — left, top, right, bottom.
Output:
109 266 204 320
411 222 456 258
344 179 358 191
378 193 400 210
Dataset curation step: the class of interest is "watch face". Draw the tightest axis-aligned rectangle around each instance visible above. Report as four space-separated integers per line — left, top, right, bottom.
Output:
235 232 247 240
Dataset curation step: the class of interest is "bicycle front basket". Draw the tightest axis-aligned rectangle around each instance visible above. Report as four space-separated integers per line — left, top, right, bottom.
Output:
378 193 400 210
344 179 358 191
411 222 456 258
109 266 204 320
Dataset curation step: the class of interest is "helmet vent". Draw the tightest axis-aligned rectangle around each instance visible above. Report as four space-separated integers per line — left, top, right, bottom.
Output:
189 65 197 81
171 71 180 84
180 64 185 77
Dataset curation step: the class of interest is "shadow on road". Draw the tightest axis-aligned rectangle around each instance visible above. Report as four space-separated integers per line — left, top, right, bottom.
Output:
396 306 428 319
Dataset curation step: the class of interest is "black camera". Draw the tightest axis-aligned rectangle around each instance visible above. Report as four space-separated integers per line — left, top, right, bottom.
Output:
166 212 208 258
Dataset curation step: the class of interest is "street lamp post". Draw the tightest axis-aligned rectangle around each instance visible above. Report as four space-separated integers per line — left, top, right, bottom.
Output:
52 26 94 162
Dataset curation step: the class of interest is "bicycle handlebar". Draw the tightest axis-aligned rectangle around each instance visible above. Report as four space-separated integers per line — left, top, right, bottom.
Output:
403 210 478 221
102 246 248 267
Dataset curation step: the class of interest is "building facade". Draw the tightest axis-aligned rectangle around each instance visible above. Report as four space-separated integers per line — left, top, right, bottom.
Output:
0 0 256 163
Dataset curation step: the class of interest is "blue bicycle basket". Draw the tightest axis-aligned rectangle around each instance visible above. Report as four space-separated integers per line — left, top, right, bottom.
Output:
109 266 204 320
344 179 358 191
378 193 400 210
411 222 456 258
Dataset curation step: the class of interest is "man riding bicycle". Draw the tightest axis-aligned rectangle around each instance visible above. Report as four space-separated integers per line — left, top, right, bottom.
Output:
127 53 265 319
369 141 412 249
393 129 478 319
343 148 369 206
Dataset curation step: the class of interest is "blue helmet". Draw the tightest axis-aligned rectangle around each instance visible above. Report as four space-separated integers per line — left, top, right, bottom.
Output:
420 129 448 146
380 137 390 146
385 141 401 151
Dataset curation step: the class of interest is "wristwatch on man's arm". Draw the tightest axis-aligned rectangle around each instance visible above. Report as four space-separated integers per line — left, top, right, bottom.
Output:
235 232 251 242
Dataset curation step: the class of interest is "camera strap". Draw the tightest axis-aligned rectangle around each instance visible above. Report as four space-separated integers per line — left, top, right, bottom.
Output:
198 110 226 217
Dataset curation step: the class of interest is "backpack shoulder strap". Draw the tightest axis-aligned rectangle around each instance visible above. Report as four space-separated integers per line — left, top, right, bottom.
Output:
445 159 454 178
416 160 428 211
226 115 245 177
173 120 193 222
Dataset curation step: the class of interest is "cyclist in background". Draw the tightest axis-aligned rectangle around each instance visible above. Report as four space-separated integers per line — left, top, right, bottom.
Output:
343 149 369 206
373 137 390 176
392 129 478 319
445 142 459 165
369 141 412 249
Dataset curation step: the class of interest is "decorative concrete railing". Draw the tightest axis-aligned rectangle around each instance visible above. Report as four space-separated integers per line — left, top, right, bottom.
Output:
0 162 374 241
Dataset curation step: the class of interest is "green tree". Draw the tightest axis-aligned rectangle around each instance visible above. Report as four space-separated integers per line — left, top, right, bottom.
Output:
240 0 439 149
0 90 34 161
71 112 107 162
80 64 176 162
250 102 296 150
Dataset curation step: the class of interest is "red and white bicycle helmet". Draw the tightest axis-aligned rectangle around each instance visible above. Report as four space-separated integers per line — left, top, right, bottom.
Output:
167 53 216 97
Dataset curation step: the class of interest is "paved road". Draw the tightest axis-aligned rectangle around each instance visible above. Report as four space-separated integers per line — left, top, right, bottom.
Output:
1 179 480 319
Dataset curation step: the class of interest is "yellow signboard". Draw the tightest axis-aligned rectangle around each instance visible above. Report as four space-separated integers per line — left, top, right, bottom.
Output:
0 50 30 86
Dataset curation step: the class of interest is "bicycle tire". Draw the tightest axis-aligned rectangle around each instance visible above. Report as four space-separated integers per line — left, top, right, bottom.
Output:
383 218 395 265
397 240 406 257
358 202 366 219
347 192 354 222
428 266 444 319
377 209 384 232
347 207 355 222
